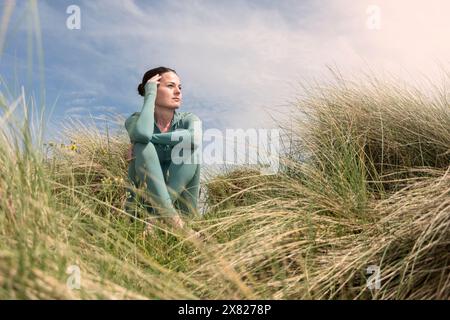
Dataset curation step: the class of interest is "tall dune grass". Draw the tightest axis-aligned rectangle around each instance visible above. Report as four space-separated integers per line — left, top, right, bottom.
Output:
2 69 447 299
1 2 449 298
201 71 449 299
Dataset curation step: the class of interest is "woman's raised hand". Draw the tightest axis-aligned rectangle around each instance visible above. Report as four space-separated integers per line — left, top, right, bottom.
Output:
147 74 162 85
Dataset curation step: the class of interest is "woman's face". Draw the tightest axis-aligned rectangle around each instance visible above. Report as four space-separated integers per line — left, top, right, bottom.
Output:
155 72 182 110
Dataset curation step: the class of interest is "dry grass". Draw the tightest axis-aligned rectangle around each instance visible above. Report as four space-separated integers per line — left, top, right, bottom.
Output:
1 66 449 299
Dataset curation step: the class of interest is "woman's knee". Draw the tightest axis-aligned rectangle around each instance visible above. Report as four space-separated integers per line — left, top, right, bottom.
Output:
134 142 158 161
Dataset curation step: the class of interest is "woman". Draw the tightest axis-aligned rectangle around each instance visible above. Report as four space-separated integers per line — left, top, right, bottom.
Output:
125 67 202 229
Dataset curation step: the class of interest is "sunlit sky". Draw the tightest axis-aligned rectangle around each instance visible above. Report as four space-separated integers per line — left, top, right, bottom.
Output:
1 0 449 141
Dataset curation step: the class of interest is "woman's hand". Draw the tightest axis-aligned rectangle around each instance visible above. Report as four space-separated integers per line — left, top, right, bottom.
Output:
170 215 185 229
126 144 134 162
143 221 155 239
169 216 204 242
147 74 162 85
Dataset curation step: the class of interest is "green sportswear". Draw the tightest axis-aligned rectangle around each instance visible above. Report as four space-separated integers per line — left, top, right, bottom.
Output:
125 81 201 216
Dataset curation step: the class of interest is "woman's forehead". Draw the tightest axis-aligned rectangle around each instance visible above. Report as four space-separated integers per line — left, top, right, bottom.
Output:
162 72 180 83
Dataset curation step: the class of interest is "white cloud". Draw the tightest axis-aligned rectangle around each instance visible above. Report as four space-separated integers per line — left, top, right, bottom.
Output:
64 106 89 114
8 0 450 135
92 105 117 113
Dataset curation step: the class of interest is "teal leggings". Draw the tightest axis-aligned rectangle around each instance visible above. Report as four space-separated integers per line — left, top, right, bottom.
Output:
128 143 200 216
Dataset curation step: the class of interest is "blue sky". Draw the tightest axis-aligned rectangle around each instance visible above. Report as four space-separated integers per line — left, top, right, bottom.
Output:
1 0 449 143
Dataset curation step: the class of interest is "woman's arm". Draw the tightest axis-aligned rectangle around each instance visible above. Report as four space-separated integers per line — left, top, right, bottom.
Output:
150 113 202 148
125 81 157 143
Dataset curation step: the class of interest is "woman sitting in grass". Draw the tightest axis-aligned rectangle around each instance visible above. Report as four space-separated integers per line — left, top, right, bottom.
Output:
124 66 202 231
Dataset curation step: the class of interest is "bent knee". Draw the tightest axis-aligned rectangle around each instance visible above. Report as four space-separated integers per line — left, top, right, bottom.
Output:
134 142 158 158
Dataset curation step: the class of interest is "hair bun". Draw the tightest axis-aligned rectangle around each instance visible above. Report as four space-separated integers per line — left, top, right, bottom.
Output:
137 83 145 96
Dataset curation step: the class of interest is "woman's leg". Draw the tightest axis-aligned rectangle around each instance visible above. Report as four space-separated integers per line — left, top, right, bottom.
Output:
166 162 201 215
179 163 201 215
125 158 156 215
125 158 138 212
133 142 177 217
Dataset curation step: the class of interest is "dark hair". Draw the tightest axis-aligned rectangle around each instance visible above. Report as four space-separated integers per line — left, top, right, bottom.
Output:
137 66 177 96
